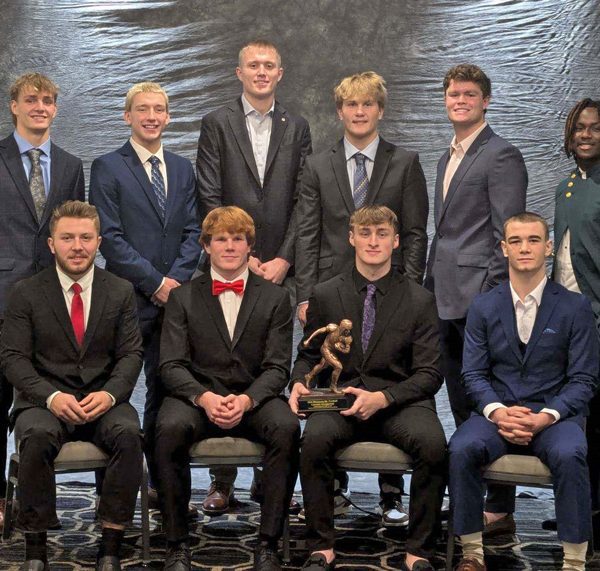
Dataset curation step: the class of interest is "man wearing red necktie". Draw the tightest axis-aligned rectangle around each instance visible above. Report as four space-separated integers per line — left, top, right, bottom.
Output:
154 206 300 571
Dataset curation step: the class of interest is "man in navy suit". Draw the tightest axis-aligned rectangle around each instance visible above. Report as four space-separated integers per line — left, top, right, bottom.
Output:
89 82 203 504
0 73 85 529
449 212 599 571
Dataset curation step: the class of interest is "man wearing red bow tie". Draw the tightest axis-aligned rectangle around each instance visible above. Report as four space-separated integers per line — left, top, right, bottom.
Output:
154 206 300 571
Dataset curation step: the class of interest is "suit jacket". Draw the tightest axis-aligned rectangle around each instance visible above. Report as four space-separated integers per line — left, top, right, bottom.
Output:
463 280 599 419
294 138 428 304
425 125 528 320
0 134 85 317
552 163 600 327
291 270 442 411
0 266 143 419
160 272 292 406
89 141 202 320
196 98 312 266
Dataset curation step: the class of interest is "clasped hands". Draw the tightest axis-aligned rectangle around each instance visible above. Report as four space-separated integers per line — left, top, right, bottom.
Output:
489 405 555 445
196 391 253 429
50 391 113 424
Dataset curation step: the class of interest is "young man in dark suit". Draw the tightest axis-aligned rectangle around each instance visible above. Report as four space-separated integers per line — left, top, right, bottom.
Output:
89 82 203 506
155 206 300 571
449 212 599 571
0 201 143 571
195 38 311 516
0 73 85 530
290 206 447 571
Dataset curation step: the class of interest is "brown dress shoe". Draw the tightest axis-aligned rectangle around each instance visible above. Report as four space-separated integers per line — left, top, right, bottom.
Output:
455 557 486 571
482 513 516 538
202 482 233 515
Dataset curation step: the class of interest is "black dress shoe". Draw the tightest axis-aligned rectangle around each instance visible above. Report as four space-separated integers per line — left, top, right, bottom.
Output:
542 517 557 531
163 543 191 571
254 543 281 570
95 555 121 571
399 559 435 570
301 553 335 570
20 561 48 571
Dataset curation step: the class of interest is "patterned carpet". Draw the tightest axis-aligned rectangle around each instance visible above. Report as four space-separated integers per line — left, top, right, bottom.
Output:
2 483 600 570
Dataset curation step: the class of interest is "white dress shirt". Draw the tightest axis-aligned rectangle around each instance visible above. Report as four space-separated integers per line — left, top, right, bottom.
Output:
210 267 249 339
343 136 379 186
242 95 274 186
483 276 560 423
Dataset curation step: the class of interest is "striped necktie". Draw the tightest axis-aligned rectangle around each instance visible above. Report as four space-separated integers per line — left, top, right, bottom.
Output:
353 153 369 208
149 155 166 218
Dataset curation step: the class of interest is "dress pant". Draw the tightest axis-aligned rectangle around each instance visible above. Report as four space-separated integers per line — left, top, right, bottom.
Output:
299 404 447 558
449 414 591 543
587 391 600 510
0 319 11 498
155 396 300 543
14 403 143 531
439 317 515 514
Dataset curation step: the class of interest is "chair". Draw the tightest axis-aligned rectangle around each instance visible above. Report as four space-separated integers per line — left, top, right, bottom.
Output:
334 441 415 476
2 441 151 565
188 436 291 562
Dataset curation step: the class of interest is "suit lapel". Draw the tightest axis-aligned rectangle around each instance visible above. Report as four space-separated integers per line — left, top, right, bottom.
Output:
163 151 178 222
330 140 355 214
227 99 261 186
264 103 288 179
434 151 449 226
497 284 523 363
523 281 560 364
43 143 66 227
81 269 109 355
231 273 261 348
0 135 38 223
196 274 232 348
336 273 365 361
366 139 393 204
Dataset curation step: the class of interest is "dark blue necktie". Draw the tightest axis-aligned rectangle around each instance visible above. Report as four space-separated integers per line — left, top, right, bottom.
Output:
149 155 166 218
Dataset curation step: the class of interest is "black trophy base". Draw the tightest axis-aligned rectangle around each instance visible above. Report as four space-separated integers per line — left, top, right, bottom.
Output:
298 389 355 413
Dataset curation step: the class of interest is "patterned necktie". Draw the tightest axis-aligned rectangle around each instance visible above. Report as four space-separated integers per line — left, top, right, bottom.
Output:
362 284 377 352
149 155 166 218
26 148 46 220
212 279 245 296
70 283 85 346
353 153 369 208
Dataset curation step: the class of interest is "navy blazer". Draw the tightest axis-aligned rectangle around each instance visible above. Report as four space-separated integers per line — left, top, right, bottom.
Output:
0 134 84 316
89 141 202 319
463 280 600 419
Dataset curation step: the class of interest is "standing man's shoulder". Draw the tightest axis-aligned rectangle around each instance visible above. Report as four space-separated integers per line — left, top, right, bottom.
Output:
379 137 419 162
50 141 83 165
200 99 240 126
485 127 524 155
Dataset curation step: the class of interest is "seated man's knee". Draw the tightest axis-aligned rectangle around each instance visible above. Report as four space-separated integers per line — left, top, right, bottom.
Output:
19 422 61 455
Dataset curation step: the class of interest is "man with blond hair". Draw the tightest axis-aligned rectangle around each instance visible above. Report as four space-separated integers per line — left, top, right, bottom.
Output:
89 82 202 508
0 72 84 529
294 71 429 525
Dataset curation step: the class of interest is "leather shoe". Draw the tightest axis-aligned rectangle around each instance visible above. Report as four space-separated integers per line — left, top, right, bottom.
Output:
253 543 281 570
301 553 335 570
163 543 191 571
202 482 234 515
482 513 516 538
379 499 409 528
19 561 48 571
147 488 198 519
542 517 557 531
399 559 435 571
454 557 486 570
95 555 121 571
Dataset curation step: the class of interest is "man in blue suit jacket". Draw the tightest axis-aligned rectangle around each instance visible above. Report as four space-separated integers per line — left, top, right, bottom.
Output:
449 212 599 571
0 73 84 529
89 82 202 500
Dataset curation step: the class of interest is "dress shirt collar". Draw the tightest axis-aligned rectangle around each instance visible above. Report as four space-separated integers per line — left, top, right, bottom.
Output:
509 275 547 308
241 94 274 118
129 136 165 166
344 135 379 163
13 129 52 157
55 264 95 294
353 266 392 296
449 121 487 156
210 267 249 287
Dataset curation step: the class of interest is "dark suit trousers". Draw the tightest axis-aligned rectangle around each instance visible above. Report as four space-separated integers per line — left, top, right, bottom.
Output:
300 405 447 558
0 318 11 498
155 396 300 543
587 392 600 510
449 415 591 543
439 317 515 514
14 403 143 531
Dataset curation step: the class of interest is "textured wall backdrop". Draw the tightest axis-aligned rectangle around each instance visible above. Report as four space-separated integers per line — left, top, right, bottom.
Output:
1 0 599 237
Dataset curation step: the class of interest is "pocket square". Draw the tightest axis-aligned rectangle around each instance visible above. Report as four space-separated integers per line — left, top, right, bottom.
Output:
542 328 557 334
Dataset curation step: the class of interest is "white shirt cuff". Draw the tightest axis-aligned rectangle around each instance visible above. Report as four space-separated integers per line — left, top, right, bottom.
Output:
540 407 560 423
102 391 116 407
483 402 507 421
153 277 166 296
46 391 61 409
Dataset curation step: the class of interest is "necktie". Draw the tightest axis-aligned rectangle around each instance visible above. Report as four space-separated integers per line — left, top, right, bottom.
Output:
26 149 46 220
362 284 377 352
353 153 369 208
70 283 85 346
212 279 244 296
149 155 166 218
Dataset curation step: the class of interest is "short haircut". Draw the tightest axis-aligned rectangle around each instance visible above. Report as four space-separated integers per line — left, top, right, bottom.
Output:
334 71 387 110
201 206 256 247
349 205 399 234
49 200 100 235
9 73 59 126
238 39 282 68
124 82 169 113
503 211 549 241
443 64 492 100
563 98 600 158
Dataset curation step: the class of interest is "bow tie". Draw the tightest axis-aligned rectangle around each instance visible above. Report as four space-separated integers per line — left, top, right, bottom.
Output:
212 279 244 296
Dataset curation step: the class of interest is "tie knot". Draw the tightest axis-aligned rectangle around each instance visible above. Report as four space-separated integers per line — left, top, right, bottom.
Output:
71 283 82 295
354 153 367 167
27 148 42 164
366 283 377 297
149 155 160 167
